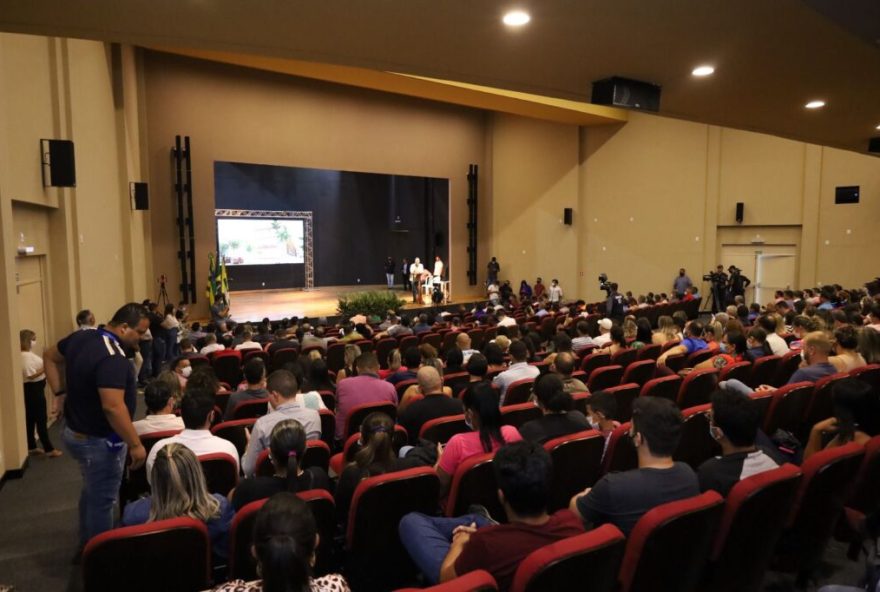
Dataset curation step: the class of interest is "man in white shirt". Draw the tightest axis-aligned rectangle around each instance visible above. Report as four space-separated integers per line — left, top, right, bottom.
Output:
456 333 480 363
433 256 444 280
234 330 263 352
757 315 790 356
487 282 500 305
571 321 595 353
146 387 239 482
492 341 540 405
592 319 613 347
199 333 225 355
410 257 425 301
497 309 517 328
548 279 563 304
133 381 184 436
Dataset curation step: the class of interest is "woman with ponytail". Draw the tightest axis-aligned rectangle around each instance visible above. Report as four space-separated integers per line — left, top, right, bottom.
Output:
519 373 590 444
230 420 331 511
213 492 350 592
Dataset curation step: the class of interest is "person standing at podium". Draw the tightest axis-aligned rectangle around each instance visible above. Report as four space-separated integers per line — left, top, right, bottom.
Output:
410 257 425 303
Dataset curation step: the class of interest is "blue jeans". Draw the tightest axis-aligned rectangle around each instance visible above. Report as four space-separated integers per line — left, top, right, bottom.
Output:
398 512 493 585
719 378 753 395
63 427 127 547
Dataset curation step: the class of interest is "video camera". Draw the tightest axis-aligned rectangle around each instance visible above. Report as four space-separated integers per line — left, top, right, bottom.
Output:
702 271 726 284
599 273 613 293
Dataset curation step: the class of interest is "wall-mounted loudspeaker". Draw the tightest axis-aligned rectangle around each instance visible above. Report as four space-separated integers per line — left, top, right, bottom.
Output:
563 208 573 225
735 202 744 224
131 182 149 210
591 77 661 112
40 139 76 187
869 137 880 154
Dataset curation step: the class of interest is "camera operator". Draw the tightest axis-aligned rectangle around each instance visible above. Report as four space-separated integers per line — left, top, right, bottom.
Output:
599 274 626 320
702 265 728 313
726 265 751 305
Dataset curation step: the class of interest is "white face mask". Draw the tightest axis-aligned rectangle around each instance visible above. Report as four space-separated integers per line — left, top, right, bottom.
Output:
181 366 193 378
587 415 600 431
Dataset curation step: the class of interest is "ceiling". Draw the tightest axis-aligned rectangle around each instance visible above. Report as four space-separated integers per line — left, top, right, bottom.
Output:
1 0 879 154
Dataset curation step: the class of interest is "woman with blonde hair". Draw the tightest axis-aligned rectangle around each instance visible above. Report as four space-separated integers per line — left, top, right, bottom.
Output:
335 344 362 381
652 316 679 345
622 317 638 341
20 329 61 457
122 443 234 562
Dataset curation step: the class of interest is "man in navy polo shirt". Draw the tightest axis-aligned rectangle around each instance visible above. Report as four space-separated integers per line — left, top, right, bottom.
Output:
44 303 149 550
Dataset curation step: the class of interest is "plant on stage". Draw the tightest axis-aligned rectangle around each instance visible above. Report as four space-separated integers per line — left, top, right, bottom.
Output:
338 291 405 321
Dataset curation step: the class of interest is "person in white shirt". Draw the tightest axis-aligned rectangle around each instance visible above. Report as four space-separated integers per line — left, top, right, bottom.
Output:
75 309 97 331
492 340 540 405
410 257 425 301
20 329 62 457
234 330 262 352
199 333 225 355
133 380 185 436
487 282 500 305
433 256 444 281
496 309 517 328
548 279 563 304
455 333 480 363
592 319 613 347
757 316 790 356
146 387 239 483
571 321 595 353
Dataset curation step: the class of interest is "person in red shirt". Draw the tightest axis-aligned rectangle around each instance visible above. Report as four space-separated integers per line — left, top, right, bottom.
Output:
398 441 584 590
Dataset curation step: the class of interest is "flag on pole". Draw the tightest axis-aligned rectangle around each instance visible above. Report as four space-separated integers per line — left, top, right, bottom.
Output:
206 252 218 305
219 259 230 305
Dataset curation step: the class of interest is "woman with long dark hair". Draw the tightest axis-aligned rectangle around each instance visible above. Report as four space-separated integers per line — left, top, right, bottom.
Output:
519 374 589 444
744 327 773 362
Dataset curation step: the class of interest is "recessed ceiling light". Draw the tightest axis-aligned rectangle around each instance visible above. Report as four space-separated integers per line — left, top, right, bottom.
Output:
805 100 826 109
503 10 531 26
875 124 880 130
692 65 715 77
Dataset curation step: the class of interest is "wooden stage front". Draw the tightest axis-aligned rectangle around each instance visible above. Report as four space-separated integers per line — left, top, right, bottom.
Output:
228 284 485 322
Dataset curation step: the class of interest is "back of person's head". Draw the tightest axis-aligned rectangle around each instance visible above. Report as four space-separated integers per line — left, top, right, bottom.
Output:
267 369 298 399
204 333 218 345
533 373 573 413
269 419 307 492
186 366 219 395
725 331 748 355
419 343 439 362
709 389 760 447
416 365 443 394
630 397 683 457
587 390 617 421
493 441 553 518
76 309 93 326
553 332 573 352
832 378 876 441
748 326 768 345
509 340 528 362
553 352 576 377
343 344 362 367
144 380 173 414
179 386 216 429
108 302 148 328
672 311 687 331
757 315 777 333
803 331 832 357
484 342 505 365
462 382 503 452
576 321 590 336
149 443 219 522
686 321 704 339
635 318 653 343
657 315 676 335
834 325 859 350
354 351 380 374
253 492 317 592
354 412 396 471
243 358 266 386
456 332 471 349
402 347 421 369
466 353 488 378
445 347 464 369
609 325 627 347
307 358 331 389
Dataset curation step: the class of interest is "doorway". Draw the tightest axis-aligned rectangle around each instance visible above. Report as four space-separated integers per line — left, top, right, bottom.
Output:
15 256 53 424
719 245 797 305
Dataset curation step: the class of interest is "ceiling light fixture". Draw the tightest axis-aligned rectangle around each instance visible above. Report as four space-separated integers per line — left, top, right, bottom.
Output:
805 100 826 109
875 124 880 130
691 65 715 77
502 10 531 26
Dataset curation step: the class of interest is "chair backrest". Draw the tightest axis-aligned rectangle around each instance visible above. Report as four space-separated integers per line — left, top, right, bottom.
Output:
719 360 752 383
446 452 505 521
601 422 638 475
601 383 640 423
612 348 639 370
571 391 590 415
504 378 536 405
298 488 337 575
773 351 803 387
231 397 269 420
544 430 606 512
850 363 880 395
244 349 269 364
419 414 470 444
660 339 681 353
676 368 719 409
748 390 775 429
123 429 183 501
581 351 612 376
83 517 210 592
747 355 781 389
803 372 849 432
848 435 880 514
395 378 419 398
211 418 256 458
637 344 662 361
686 348 715 368
708 464 802 592
303 439 332 472
440 331 459 355
375 338 398 369
270 347 299 372
618 491 724 592
420 332 442 349
673 404 720 470
510 524 625 592
199 452 239 496
318 408 336 447
345 401 398 439
639 375 682 403
326 342 346 373
621 360 656 387
188 354 210 369
500 402 543 428
398 334 419 353
588 365 624 392
395 569 498 592
663 353 687 373
212 352 243 387
762 381 813 435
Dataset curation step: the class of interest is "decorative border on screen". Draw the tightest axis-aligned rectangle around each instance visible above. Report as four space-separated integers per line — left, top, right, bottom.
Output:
214 209 314 289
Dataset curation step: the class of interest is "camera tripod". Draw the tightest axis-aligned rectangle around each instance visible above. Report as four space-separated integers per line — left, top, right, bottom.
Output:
157 275 169 308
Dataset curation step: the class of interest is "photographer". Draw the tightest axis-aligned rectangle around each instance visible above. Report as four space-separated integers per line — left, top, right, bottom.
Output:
726 265 751 305
599 274 626 320
702 265 728 313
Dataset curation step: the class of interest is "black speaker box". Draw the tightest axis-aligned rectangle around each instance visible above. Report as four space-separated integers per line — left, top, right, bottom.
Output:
592 77 661 112
41 139 76 187
869 137 880 153
132 182 149 210
563 208 573 225
735 202 744 223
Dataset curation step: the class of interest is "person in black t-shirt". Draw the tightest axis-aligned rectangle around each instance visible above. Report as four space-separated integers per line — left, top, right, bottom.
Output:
399 367 464 444
569 397 699 536
224 358 269 420
519 374 589 445
231 419 331 511
44 303 150 549
267 329 299 357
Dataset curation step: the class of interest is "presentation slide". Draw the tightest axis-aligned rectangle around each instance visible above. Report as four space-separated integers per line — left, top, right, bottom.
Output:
217 218 305 266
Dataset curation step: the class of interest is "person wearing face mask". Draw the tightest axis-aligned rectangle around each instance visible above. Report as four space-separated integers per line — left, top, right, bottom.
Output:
169 356 192 389
585 390 621 460
697 390 778 497
569 397 699 536
518 374 589 445
20 329 62 457
673 268 693 297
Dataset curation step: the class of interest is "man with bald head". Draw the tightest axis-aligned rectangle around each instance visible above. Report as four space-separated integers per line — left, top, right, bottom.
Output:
398 366 464 444
455 332 479 363
552 352 589 394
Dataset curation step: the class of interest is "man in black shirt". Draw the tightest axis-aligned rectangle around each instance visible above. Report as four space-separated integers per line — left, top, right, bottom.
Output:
44 303 149 549
224 358 270 420
267 328 299 356
399 367 464 444
569 397 699 535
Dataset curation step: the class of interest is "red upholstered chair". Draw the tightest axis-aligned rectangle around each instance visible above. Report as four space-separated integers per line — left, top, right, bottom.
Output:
317 390 336 411
601 422 637 475
846 435 880 515
443 371 471 396
503 378 536 405
850 363 880 394
298 488 337 575
802 372 849 438
637 344 662 361
211 418 256 458
618 491 724 592
214 390 231 415
580 351 611 376
440 331 459 355
762 382 813 435
269 347 299 372
639 375 682 403
611 348 639 370
775 442 865 579
510 524 625 592
706 464 803 592
231 397 269 420
747 355 781 389
83 517 210 592
375 338 398 369
467 328 485 350
318 408 335 447
588 365 624 392
303 439 332 472
420 414 470 444
346 467 441 590
199 452 239 496
255 448 273 477
398 334 419 353
243 349 269 365
748 390 775 428
326 342 346 373
572 391 590 415
446 452 505 522
395 379 419 399
662 353 686 374
396 570 498 592
660 340 681 353
188 354 210 369
719 360 752 383
500 403 542 428
621 360 656 387
354 339 373 353
676 368 719 409
420 332 442 349
685 348 715 368
543 429 605 512
600 383 640 422
773 351 803 387
344 401 397 440
673 404 720 470
212 349 243 387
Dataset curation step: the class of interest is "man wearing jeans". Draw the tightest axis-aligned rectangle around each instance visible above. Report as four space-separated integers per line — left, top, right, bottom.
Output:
44 303 149 552
398 441 583 589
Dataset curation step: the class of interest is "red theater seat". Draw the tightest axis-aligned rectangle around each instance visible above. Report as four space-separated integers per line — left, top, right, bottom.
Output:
395 570 498 592
446 452 505 522
639 375 682 403
543 430 605 512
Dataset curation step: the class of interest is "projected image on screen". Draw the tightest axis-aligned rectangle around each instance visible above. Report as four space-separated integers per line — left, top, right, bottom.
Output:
217 218 305 266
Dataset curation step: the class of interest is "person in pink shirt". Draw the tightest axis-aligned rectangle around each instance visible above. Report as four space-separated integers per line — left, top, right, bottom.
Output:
334 352 397 441
435 382 522 498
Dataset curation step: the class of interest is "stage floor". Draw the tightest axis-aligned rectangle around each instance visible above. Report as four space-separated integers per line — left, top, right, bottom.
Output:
228 284 485 322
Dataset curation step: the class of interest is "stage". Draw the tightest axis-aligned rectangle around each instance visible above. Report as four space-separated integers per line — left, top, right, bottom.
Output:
227 284 486 322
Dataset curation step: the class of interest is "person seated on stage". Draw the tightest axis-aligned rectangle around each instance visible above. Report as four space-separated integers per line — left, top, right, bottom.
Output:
210 296 230 324
399 366 464 444
267 328 299 356
519 374 589 445
199 333 225 356
413 313 432 335
234 330 262 352
133 380 185 436
334 352 398 442
224 358 269 420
